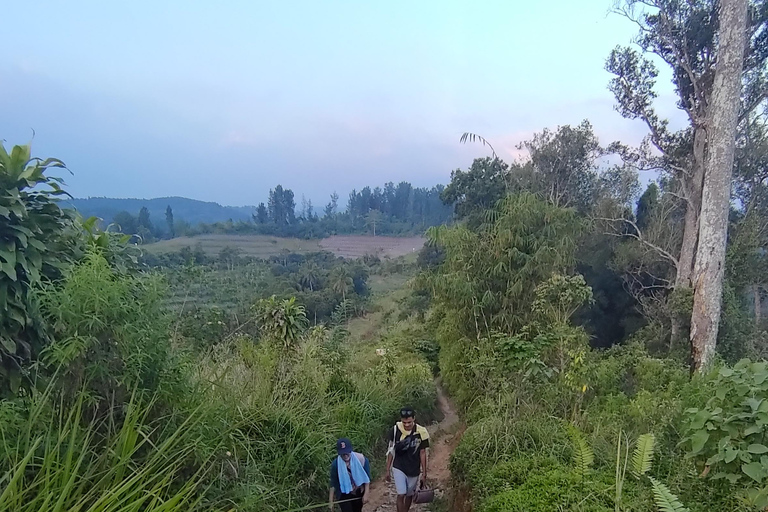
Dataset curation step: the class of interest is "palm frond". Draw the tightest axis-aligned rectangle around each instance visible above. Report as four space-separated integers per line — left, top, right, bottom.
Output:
460 132 498 159
631 433 656 478
649 477 689 512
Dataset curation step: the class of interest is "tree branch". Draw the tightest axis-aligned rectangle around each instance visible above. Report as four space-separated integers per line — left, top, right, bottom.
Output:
596 215 680 268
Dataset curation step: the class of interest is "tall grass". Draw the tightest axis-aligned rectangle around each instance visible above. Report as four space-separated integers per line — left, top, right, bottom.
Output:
0 387 218 512
0 248 437 512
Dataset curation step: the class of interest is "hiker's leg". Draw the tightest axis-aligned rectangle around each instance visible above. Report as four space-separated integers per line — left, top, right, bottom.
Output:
396 495 407 512
393 468 409 512
338 494 355 512
403 475 418 512
351 493 363 512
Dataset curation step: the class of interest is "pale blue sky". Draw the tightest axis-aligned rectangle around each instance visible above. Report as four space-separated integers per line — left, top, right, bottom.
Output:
0 0 680 207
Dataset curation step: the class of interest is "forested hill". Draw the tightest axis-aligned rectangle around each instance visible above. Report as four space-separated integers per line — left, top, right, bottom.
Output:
65 197 257 226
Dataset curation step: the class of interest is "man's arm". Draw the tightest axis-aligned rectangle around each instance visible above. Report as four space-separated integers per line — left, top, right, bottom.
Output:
329 460 337 511
385 452 394 482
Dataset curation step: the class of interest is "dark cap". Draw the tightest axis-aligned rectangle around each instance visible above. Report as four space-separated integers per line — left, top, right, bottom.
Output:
400 407 415 418
336 438 353 455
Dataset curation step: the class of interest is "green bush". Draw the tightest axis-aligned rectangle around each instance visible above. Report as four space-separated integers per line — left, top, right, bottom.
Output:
682 360 768 487
478 467 616 512
451 413 571 484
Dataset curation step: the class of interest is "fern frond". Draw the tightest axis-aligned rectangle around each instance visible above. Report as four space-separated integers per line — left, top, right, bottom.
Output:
649 477 689 512
631 433 656 478
568 426 594 480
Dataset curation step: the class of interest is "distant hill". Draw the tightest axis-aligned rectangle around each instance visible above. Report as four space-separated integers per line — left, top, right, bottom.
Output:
65 197 257 226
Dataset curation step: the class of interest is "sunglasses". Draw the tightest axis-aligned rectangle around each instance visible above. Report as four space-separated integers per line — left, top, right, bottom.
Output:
400 409 415 417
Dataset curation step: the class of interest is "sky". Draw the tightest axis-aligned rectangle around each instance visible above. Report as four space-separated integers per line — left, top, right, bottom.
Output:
0 0 684 207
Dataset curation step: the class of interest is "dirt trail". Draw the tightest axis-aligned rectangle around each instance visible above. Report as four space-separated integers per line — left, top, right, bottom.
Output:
366 384 463 511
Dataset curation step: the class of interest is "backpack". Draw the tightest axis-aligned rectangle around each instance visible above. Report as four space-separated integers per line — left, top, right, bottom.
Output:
389 423 419 456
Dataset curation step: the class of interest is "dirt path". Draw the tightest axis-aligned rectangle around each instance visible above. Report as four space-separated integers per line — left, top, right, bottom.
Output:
366 384 463 511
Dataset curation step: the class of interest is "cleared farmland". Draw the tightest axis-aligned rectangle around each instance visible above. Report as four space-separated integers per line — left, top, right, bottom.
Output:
143 234 425 259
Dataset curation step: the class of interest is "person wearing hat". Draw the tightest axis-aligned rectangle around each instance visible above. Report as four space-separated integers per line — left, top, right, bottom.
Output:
329 438 371 512
385 407 429 512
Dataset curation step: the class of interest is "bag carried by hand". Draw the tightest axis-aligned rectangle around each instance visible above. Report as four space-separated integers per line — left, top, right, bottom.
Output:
413 482 434 504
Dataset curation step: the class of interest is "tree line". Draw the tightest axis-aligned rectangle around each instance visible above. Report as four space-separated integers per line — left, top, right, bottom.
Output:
106 181 453 241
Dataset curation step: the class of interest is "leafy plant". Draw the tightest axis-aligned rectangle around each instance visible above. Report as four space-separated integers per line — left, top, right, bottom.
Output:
568 426 595 481
682 360 768 486
631 433 656 479
649 478 690 512
253 296 309 348
0 143 77 395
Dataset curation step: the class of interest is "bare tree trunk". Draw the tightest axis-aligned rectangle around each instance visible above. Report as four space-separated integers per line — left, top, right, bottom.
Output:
690 0 748 373
677 126 708 289
755 284 762 325
672 127 707 346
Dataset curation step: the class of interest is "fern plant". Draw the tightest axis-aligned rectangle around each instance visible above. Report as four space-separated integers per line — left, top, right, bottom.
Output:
649 478 690 512
631 433 656 479
568 426 594 481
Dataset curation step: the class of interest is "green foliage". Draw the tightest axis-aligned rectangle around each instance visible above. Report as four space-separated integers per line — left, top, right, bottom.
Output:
569 426 595 480
440 157 509 226
253 296 310 348
426 192 583 337
38 250 176 401
477 467 615 512
682 360 768 486
650 477 690 512
632 433 656 479
0 143 78 395
0 390 212 512
532 273 594 325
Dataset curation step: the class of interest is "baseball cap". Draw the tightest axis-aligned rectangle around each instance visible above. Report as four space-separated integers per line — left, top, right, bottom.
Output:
336 438 353 455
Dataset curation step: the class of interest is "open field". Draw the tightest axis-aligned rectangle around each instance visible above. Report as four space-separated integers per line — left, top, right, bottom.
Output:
318 235 425 258
144 234 425 259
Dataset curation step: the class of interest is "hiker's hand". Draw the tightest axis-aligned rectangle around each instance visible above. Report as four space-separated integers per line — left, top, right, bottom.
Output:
362 493 369 504
385 471 391 483
420 474 427 487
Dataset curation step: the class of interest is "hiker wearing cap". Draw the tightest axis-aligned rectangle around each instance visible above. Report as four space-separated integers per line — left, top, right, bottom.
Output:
385 407 429 512
329 438 371 512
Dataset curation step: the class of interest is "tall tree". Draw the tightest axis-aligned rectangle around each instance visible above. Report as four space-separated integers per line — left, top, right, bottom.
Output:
441 157 509 226
113 211 138 234
267 185 296 226
330 266 353 302
324 192 339 219
165 205 174 238
607 0 767 346
255 202 268 224
690 0 749 371
137 207 152 231
522 120 602 211
365 209 383 236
